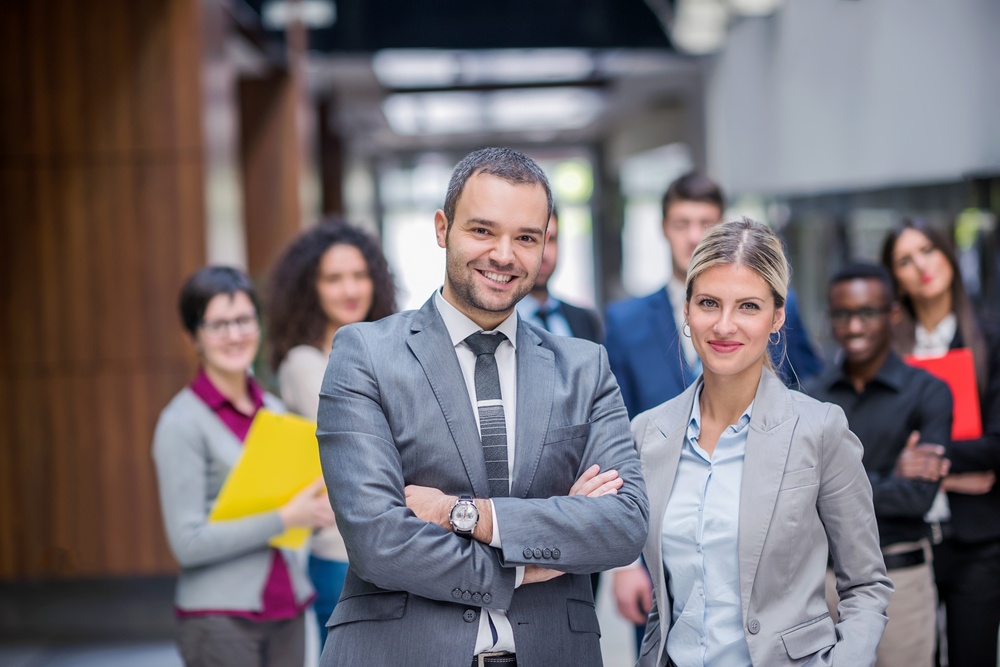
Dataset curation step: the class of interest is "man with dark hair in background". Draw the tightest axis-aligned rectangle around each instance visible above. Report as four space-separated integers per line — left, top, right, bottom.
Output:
516 206 603 343
806 262 951 667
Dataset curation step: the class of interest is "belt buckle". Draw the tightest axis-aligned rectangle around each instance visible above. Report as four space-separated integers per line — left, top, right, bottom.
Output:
478 651 509 667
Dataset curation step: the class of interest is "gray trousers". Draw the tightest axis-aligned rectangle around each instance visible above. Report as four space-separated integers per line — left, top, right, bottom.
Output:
177 614 306 667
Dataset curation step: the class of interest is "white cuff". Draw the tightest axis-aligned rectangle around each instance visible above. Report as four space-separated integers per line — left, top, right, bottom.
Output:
514 566 525 588
488 499 501 548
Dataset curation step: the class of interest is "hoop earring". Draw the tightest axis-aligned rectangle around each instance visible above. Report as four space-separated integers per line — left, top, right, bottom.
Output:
769 330 781 345
682 322 691 338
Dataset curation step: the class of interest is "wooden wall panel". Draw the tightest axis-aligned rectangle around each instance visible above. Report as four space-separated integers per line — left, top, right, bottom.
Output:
0 0 207 580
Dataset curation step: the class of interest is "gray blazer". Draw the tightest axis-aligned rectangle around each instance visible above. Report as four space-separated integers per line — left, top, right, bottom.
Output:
151 387 313 612
316 295 649 666
633 369 891 667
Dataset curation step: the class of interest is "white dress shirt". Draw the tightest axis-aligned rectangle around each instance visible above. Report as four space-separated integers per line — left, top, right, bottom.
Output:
435 290 521 654
913 312 957 523
662 385 753 667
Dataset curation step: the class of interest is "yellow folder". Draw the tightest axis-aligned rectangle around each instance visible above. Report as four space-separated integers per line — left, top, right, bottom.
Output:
209 409 324 549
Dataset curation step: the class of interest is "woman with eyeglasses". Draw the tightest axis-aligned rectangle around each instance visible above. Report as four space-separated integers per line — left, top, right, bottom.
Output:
152 266 335 667
266 220 396 650
882 219 1000 666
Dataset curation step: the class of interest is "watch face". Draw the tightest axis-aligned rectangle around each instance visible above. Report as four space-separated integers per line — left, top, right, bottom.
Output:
451 501 478 532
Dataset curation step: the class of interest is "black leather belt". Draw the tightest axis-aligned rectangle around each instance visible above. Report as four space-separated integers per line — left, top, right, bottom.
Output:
883 547 926 570
472 652 516 667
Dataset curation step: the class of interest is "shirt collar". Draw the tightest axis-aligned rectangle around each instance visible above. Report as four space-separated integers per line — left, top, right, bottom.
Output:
189 367 264 413
435 289 519 350
686 383 754 441
915 313 957 356
827 351 906 393
516 293 558 319
666 276 687 307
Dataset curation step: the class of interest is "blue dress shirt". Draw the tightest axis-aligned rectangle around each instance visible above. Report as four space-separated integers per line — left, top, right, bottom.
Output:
662 387 753 667
516 294 572 337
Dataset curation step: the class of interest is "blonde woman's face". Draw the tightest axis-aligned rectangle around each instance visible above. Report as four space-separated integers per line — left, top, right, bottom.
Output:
684 263 785 381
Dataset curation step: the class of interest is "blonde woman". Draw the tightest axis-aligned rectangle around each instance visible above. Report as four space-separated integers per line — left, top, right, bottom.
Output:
633 219 891 666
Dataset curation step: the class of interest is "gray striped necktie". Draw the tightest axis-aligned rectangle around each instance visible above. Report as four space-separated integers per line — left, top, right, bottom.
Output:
464 332 509 498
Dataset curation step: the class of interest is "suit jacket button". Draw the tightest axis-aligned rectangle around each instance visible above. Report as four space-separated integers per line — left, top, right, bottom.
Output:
523 547 533 559
533 548 543 559
482 593 492 604
551 548 561 559
452 588 462 599
463 609 477 623
472 592 482 603
462 590 472 601
748 619 760 634
542 548 552 559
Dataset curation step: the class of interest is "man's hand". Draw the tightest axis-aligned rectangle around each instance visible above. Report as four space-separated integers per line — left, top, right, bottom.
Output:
570 464 623 497
279 477 336 529
942 471 996 495
404 484 454 530
614 566 653 625
894 430 950 482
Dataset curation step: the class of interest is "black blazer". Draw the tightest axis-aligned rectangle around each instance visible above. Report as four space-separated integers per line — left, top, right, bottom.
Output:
943 321 1000 543
558 299 604 344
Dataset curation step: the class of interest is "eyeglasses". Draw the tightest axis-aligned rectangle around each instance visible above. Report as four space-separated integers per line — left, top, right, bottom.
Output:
199 315 259 338
830 306 891 326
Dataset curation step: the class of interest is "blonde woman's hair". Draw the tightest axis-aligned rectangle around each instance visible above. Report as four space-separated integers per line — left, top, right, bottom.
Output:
685 217 790 370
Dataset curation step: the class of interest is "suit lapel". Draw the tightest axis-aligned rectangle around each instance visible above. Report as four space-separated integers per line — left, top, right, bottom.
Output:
406 297 490 498
738 369 798 616
510 321 554 498
645 381 699 654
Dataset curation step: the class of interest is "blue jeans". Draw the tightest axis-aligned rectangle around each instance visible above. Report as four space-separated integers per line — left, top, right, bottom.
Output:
308 555 349 650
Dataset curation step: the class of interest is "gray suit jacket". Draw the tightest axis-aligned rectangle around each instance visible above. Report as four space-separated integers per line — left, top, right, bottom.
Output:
152 388 313 612
632 369 891 667
316 295 649 666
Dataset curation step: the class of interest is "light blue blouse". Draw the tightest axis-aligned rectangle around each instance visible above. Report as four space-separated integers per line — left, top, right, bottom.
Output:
662 386 753 667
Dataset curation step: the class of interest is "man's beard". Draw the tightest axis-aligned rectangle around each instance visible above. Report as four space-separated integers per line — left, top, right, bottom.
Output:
445 253 535 316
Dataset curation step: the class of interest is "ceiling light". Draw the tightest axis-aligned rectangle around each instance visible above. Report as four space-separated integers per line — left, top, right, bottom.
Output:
261 0 337 30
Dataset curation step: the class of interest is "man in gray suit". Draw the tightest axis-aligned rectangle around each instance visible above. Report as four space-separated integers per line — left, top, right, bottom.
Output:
316 147 648 666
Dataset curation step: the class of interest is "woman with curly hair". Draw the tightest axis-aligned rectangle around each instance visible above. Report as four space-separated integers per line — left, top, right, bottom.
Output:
267 219 396 650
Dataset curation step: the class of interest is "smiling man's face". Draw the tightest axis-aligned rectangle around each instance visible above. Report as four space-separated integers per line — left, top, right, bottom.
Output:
435 171 549 330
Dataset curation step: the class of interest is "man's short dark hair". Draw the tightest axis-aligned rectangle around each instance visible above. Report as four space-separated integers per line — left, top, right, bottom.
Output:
442 147 553 228
178 266 258 335
829 262 896 303
661 171 726 219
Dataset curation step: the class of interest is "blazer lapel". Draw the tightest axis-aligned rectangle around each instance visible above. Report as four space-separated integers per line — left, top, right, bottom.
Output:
510 321 554 498
406 296 490 498
738 369 798 616
644 380 700 655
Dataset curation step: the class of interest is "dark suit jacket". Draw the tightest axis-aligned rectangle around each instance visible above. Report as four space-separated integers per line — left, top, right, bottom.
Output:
559 299 603 344
940 322 1000 543
605 286 822 419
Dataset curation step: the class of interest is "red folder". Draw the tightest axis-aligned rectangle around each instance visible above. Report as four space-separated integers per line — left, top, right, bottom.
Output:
904 348 983 441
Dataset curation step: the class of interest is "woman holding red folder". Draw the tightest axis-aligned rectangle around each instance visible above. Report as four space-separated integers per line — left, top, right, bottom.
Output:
883 219 1000 666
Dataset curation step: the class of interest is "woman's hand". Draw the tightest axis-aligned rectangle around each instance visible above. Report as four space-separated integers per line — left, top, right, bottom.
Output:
279 477 336 529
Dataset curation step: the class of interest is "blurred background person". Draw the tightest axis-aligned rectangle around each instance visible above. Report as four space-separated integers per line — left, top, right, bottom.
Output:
632 219 891 666
516 206 603 343
882 219 1000 667
606 171 823 653
152 266 335 667
807 262 951 667
267 220 396 651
